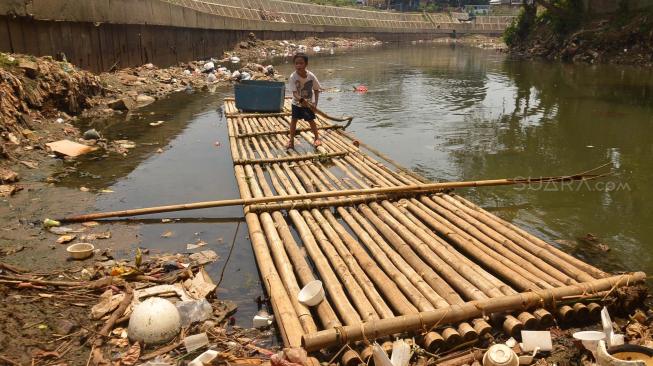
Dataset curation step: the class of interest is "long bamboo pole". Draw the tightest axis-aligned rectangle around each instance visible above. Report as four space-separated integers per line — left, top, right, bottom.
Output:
302 272 646 351
434 195 580 284
229 148 304 348
58 173 600 223
450 195 606 279
419 196 565 287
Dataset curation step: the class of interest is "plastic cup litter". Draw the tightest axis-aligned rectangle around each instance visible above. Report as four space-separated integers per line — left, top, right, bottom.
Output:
66 243 95 260
298 280 325 306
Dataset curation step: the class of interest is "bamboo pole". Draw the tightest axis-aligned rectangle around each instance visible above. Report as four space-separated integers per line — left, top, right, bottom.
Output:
233 151 348 165
404 198 541 291
421 196 565 287
232 167 304 347
452 195 607 279
442 195 598 282
433 195 576 285
253 140 365 326
235 125 342 138
302 273 646 351
247 165 317 334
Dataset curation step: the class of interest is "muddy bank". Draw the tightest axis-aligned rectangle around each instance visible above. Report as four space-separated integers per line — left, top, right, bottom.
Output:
507 8 653 66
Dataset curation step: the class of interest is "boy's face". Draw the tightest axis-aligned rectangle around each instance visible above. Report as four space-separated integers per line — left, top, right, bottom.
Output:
294 57 307 72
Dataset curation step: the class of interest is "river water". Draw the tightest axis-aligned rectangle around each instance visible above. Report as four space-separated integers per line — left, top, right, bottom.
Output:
67 43 653 323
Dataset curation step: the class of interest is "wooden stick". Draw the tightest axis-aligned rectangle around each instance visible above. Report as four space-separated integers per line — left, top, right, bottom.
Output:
58 169 606 223
301 272 646 351
94 284 133 346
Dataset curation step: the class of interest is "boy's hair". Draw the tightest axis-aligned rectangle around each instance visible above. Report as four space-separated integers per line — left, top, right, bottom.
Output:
293 53 308 64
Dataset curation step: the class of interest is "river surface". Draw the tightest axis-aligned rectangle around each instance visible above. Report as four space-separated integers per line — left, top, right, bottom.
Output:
66 44 653 324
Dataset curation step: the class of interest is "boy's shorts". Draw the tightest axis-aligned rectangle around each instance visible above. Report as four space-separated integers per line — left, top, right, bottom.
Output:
291 105 316 121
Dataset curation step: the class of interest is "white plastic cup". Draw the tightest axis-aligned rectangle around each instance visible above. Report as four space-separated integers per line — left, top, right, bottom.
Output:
483 344 519 366
298 280 325 306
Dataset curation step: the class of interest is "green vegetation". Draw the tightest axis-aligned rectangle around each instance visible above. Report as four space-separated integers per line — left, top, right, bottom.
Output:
0 53 18 68
504 0 583 46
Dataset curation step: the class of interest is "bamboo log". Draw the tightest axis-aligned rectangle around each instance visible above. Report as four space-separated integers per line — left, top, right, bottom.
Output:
443 195 598 282
356 204 463 305
452 195 607 279
233 151 347 165
517 312 538 329
235 125 342 138
234 166 304 347
300 211 381 321
376 200 506 300
442 328 463 346
419 197 561 288
320 210 418 315
257 148 370 325
533 308 555 327
573 303 590 321
227 112 292 118
587 303 602 319
472 319 492 336
393 202 516 297
404 199 540 291
502 315 523 338
557 305 574 323
302 273 645 351
422 331 445 352
432 195 574 285
247 165 317 334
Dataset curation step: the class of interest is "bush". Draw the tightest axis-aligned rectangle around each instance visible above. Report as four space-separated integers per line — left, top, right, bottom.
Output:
503 6 535 46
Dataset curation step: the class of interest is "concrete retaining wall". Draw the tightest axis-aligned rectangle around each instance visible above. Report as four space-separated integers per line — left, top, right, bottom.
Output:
0 0 510 72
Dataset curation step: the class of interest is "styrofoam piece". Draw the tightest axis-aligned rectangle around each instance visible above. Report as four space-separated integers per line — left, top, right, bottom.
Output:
184 333 209 353
372 343 393 366
188 350 219 366
390 339 411 366
521 331 553 352
253 311 273 328
505 337 517 348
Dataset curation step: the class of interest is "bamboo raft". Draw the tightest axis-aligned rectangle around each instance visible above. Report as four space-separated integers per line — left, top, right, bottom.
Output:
223 99 644 361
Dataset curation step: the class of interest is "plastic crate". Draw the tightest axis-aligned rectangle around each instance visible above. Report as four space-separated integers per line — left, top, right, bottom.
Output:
234 80 286 113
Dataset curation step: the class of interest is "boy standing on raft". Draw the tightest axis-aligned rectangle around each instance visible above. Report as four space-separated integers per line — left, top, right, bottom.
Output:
286 53 322 149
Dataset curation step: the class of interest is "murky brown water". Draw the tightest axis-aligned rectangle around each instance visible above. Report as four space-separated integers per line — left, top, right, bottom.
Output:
66 43 653 322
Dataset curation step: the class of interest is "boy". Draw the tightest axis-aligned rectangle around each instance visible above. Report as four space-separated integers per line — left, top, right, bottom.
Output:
286 53 321 149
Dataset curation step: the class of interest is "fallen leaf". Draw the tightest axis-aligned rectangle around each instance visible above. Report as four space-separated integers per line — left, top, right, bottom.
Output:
187 240 207 250
120 342 141 366
82 221 100 228
33 350 60 359
109 338 129 348
161 231 173 238
80 186 90 192
57 234 76 244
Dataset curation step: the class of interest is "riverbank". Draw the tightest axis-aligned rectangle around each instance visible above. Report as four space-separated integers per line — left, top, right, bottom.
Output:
507 8 653 66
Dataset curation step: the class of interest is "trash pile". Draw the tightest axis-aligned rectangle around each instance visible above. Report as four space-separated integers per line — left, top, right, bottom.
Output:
226 33 383 63
0 244 289 366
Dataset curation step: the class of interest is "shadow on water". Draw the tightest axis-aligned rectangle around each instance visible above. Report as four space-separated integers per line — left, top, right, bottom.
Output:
57 43 653 323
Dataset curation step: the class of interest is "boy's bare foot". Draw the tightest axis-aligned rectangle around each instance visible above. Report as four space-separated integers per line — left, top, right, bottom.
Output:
285 141 294 150
313 139 322 147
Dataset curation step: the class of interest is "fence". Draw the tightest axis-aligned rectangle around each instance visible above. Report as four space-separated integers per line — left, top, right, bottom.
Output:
164 0 513 31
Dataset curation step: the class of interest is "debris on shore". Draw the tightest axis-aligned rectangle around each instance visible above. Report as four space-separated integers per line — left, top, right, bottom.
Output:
0 248 284 366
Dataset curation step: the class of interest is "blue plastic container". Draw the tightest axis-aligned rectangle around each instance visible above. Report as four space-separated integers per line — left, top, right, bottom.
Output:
234 80 286 112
